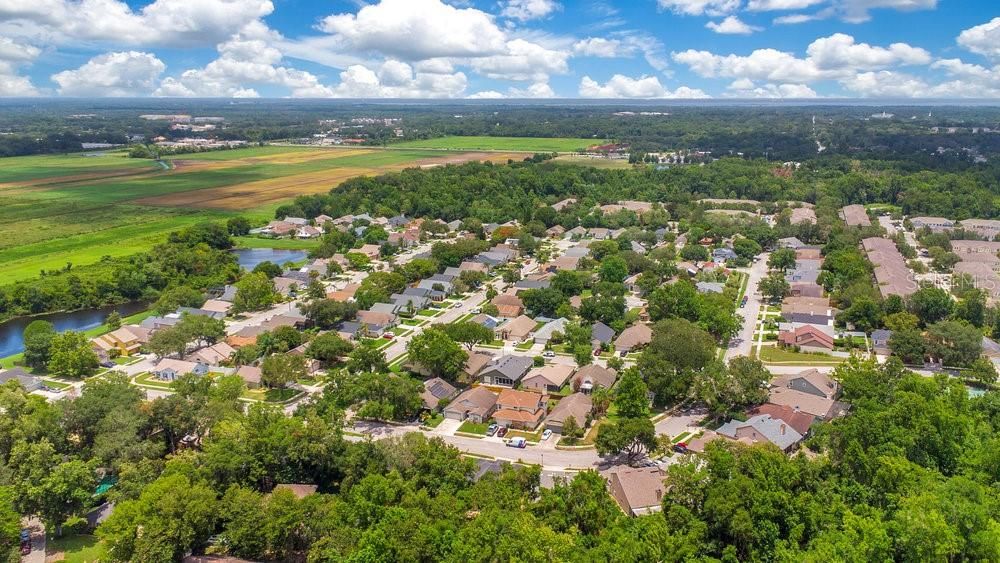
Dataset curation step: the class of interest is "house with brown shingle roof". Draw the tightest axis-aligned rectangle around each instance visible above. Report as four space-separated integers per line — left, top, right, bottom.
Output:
326 283 360 302
605 467 666 517
546 392 592 433
614 324 652 353
493 388 546 430
839 204 871 227
492 293 525 318
778 325 835 353
522 364 575 393
572 364 618 393
497 314 536 342
443 387 498 423
463 352 495 379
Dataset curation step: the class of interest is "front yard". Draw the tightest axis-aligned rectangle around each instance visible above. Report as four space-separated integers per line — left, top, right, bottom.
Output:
132 372 173 390
756 345 846 366
47 533 105 563
241 387 302 403
458 420 490 435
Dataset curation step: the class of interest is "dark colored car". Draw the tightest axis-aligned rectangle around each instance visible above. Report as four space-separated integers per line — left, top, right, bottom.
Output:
673 443 689 454
496 426 508 438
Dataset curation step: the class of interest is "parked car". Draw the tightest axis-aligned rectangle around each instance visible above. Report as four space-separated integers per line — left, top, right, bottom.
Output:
496 426 508 438
506 437 527 448
486 423 498 436
382 333 394 340
542 429 552 441
619 350 628 357
471 308 482 314
673 442 689 454
593 349 601 356
100 360 116 368
542 351 555 358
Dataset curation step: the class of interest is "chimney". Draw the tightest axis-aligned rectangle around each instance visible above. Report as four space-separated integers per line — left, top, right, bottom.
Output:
655 488 663 501
780 424 786 435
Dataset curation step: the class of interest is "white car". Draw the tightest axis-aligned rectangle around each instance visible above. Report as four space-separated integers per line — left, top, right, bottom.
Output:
542 351 555 358
542 429 552 441
471 307 482 314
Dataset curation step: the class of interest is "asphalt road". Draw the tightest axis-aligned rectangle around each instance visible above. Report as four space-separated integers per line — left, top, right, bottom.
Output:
726 254 769 361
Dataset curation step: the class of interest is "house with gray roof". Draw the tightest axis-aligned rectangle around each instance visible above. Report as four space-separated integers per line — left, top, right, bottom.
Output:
420 377 458 411
479 355 534 387
0 368 41 392
712 247 738 262
716 414 804 452
591 322 615 349
696 282 725 294
534 317 569 345
515 279 551 290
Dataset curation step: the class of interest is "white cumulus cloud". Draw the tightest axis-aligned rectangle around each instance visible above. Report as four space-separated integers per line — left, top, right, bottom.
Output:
573 37 629 58
657 0 740 16
957 17 1000 60
579 74 709 98
470 38 570 82
746 0 824 10
52 51 165 96
706 16 762 34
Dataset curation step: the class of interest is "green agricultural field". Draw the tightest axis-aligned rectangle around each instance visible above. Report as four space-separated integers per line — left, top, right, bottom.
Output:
0 145 493 283
394 136 599 152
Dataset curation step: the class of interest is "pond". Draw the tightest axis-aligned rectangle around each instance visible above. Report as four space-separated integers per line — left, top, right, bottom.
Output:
0 301 149 359
232 248 309 271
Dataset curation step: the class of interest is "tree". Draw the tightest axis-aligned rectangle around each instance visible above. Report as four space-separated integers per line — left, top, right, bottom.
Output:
552 270 586 296
599 255 629 284
98 473 218 562
968 357 997 386
884 311 919 332
696 293 740 340
178 313 226 347
680 245 709 262
561 416 583 444
47 331 99 377
889 328 926 364
840 296 881 332
227 216 252 236
260 353 307 390
106 310 122 330
31 460 94 536
440 321 494 350
613 368 650 419
407 329 468 380
759 273 790 302
691 357 768 416
300 298 358 329
955 289 987 328
579 294 627 326
925 320 982 367
347 345 388 374
232 272 278 313
908 287 954 326
768 248 796 272
345 252 370 270
595 417 657 464
648 280 700 322
252 261 283 279
520 288 568 317
306 333 354 365
733 238 762 260
22 320 55 370
153 285 204 315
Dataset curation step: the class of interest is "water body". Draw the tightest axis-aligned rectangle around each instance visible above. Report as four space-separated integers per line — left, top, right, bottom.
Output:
232 248 308 271
0 301 149 359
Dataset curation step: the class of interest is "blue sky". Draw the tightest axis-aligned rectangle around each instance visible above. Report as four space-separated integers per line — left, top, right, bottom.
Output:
0 0 997 98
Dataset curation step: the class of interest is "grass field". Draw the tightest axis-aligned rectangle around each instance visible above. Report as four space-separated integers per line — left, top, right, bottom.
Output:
394 136 599 152
47 534 105 563
0 145 510 283
552 154 634 168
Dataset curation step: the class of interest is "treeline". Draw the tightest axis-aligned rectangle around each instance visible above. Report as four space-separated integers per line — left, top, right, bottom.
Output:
0 223 240 323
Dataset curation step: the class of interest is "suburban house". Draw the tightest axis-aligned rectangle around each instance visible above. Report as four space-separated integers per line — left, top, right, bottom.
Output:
789 282 824 298
522 364 575 393
236 365 262 389
781 296 834 325
443 387 498 422
545 392 592 433
479 355 533 387
533 317 569 345
606 467 666 517
712 247 738 262
614 324 653 353
420 377 458 411
357 244 381 259
463 352 495 380
768 386 847 421
492 293 525 318
336 321 364 341
591 322 615 350
789 207 817 225
186 342 235 365
326 283 360 302
546 225 566 238
356 310 397 335
777 237 804 250
458 261 489 274
91 325 149 358
572 364 618 393
871 329 892 355
493 389 546 430
778 325 835 353
551 197 577 211
497 314 536 343
696 281 725 294
716 414 804 452
152 359 209 381
772 369 840 401
546 255 581 272
749 404 815 436
0 368 42 392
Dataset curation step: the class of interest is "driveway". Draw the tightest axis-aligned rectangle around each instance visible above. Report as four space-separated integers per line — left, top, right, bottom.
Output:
433 418 462 436
21 517 43 563
654 407 706 440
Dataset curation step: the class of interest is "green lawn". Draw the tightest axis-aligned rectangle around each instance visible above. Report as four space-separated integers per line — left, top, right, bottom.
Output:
363 337 394 350
394 136 598 152
234 236 321 250
506 428 543 442
41 379 72 391
422 413 445 428
133 372 174 390
458 420 490 435
47 533 105 563
417 309 443 317
757 346 846 365
241 387 302 403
